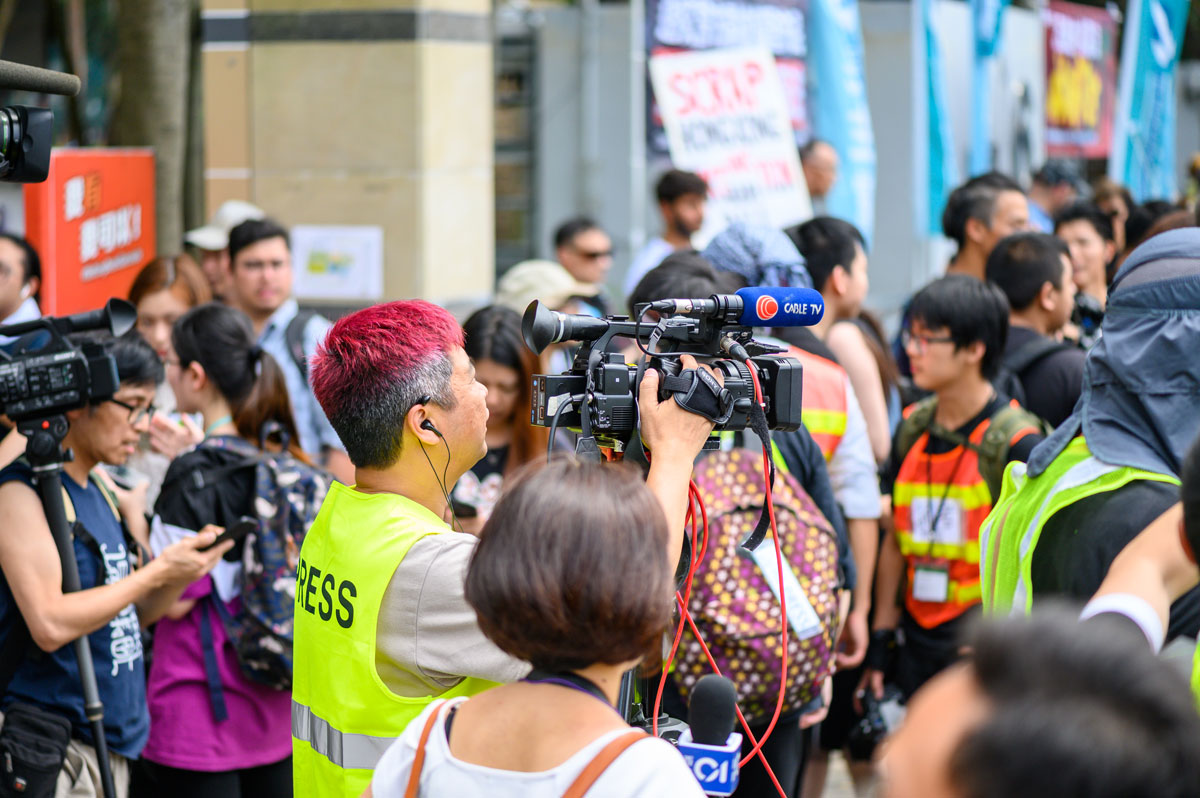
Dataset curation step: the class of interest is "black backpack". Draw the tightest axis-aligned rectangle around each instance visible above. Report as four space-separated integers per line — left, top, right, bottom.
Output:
284 309 319 385
992 336 1074 409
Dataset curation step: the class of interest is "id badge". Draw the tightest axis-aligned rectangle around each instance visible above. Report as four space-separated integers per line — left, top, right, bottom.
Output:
911 558 950 603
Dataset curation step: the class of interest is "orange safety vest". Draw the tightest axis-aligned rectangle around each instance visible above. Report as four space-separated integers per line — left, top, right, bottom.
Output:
785 346 849 462
892 413 1017 629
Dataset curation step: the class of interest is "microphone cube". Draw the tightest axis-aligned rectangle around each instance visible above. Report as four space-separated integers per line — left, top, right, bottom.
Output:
676 729 742 796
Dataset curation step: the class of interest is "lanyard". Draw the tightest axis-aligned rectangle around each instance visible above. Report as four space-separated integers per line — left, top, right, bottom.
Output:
523 668 613 708
920 434 970 557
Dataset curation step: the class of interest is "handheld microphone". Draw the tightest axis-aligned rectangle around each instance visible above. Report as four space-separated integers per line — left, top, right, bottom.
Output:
677 675 741 796
0 61 81 96
649 286 824 328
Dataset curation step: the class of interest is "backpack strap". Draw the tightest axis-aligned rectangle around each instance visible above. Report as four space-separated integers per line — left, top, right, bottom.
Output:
893 396 938 468
975 403 1051 500
284 309 318 386
404 699 450 798
198 598 230 723
561 730 649 798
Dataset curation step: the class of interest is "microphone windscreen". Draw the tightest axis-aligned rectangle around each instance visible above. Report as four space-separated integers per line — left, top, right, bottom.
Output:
0 60 81 96
735 286 825 327
688 674 738 746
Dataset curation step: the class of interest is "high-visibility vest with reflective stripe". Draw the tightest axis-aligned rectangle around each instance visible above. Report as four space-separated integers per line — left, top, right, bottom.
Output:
979 436 1179 616
893 419 998 629
784 346 849 462
1192 641 1200 708
291 483 498 797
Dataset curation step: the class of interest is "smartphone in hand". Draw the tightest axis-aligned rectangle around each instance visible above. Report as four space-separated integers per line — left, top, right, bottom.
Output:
200 517 257 555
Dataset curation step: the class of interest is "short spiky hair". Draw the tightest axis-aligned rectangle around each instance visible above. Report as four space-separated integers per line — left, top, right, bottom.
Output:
311 300 464 468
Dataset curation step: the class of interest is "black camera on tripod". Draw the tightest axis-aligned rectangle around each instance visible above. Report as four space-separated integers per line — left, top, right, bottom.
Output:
0 299 137 446
521 290 813 453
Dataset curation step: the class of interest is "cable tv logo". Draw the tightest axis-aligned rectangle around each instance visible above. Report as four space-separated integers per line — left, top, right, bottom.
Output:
755 295 779 321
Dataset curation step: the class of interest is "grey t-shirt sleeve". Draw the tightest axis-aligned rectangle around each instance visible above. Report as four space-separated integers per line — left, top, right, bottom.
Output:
375 533 529 697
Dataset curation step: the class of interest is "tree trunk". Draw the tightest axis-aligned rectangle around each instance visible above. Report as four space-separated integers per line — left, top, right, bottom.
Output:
109 0 191 253
183 0 205 235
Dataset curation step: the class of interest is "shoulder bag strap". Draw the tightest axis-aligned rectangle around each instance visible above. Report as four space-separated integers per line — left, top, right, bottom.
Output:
404 700 450 798
561 730 649 798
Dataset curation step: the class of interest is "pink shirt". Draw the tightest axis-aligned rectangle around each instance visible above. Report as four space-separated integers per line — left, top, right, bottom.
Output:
140 575 292 770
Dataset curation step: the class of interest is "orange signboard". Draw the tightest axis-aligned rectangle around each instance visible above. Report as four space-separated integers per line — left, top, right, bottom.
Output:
23 148 155 315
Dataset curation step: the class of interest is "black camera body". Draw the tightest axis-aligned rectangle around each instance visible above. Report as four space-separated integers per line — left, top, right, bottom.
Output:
0 299 137 425
522 301 803 450
530 352 802 435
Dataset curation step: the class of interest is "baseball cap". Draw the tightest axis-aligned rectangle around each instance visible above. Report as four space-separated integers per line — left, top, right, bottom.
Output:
185 200 266 251
496 260 601 314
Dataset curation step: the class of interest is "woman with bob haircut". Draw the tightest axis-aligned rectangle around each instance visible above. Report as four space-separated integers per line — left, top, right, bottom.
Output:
368 459 706 797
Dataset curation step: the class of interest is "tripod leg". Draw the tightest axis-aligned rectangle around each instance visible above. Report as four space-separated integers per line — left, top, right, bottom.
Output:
35 468 117 798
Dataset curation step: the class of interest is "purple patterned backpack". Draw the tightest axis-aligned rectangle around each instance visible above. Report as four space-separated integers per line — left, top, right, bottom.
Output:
674 447 841 723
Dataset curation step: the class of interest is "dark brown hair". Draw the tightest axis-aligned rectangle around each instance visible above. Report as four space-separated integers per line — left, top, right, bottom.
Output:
462 305 548 475
465 459 673 671
173 302 308 463
128 255 212 308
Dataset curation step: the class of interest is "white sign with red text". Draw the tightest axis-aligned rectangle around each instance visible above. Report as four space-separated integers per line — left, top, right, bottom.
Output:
650 46 811 244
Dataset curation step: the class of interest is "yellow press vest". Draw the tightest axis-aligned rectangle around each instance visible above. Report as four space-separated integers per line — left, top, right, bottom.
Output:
980 437 1179 616
291 483 498 797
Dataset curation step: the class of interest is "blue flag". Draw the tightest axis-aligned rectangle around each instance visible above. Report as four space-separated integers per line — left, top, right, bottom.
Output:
968 0 1009 175
921 0 959 236
1110 0 1190 201
808 0 877 242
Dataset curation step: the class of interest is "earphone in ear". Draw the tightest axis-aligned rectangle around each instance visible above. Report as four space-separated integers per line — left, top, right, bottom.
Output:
19 285 29 300
420 419 443 438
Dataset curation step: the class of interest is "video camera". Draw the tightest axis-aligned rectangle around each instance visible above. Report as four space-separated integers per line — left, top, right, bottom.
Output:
0 58 83 183
521 285 824 453
0 298 137 428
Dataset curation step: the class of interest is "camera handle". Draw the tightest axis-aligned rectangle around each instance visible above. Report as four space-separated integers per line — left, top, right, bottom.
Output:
18 415 117 798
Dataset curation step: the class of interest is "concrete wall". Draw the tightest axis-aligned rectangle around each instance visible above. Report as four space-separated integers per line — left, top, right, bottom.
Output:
199 0 494 308
1176 61 1200 198
533 5 648 309
861 0 1045 322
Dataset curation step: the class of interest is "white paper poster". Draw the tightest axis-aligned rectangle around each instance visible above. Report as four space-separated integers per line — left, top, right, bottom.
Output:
290 224 384 301
649 46 812 243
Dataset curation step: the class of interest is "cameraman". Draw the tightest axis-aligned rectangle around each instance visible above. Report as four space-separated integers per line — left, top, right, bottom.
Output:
0 332 233 797
293 300 716 797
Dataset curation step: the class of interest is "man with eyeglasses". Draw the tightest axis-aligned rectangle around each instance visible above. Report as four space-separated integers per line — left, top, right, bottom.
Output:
225 218 353 484
552 216 613 316
858 275 1044 708
0 332 232 797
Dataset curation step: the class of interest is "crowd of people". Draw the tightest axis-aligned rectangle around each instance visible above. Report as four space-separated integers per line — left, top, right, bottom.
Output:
0 147 1198 798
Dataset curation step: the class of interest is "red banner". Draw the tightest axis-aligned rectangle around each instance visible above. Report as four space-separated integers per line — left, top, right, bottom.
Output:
24 149 155 315
1044 1 1117 158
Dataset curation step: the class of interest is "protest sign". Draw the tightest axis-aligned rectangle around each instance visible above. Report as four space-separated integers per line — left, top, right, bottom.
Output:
1045 1 1117 158
649 47 812 239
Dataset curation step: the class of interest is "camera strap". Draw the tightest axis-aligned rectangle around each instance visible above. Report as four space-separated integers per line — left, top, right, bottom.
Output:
738 396 776 553
661 368 735 425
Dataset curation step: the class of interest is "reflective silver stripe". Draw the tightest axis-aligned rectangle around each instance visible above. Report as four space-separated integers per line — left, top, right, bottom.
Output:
1010 456 1119 613
292 700 397 770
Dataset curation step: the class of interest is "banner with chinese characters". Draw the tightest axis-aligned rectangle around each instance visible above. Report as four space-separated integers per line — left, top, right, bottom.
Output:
1044 1 1118 159
24 149 155 315
649 47 812 239
646 0 809 155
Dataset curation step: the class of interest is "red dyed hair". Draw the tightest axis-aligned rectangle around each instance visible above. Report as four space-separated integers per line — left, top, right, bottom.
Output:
311 300 464 418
